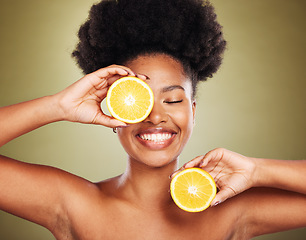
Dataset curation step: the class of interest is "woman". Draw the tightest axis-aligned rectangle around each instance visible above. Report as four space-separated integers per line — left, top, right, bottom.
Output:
0 0 305 239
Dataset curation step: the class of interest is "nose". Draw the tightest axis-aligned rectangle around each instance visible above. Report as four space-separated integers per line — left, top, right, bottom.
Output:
144 101 168 125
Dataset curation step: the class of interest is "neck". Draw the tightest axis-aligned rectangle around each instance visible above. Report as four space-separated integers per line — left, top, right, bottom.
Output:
117 158 179 211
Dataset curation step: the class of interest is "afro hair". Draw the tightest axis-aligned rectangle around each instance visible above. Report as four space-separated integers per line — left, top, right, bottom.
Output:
72 0 226 93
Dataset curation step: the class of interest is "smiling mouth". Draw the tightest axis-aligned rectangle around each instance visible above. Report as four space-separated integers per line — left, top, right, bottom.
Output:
138 133 173 142
136 129 177 149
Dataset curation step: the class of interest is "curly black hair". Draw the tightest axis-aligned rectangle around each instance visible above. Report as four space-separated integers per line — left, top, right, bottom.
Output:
72 0 226 96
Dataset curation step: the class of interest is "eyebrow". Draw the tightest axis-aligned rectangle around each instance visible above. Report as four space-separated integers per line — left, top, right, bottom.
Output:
161 85 185 93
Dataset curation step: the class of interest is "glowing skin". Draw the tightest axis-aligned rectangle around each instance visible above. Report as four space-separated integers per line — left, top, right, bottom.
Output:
117 54 196 168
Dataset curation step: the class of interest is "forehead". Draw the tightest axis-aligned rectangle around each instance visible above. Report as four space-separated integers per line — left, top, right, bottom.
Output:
125 54 192 95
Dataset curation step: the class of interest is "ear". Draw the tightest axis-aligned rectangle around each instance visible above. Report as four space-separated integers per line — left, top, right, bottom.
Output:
192 99 196 124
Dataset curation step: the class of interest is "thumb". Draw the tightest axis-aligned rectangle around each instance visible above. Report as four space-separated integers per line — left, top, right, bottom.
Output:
210 187 236 207
93 112 127 128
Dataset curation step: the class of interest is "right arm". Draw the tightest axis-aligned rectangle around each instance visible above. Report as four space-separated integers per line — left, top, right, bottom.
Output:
0 66 136 231
0 65 134 147
0 95 62 147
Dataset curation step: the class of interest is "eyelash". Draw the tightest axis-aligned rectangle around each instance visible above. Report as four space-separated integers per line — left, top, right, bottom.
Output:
164 100 183 104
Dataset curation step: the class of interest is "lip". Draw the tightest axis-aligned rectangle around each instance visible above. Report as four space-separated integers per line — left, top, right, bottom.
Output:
135 127 177 150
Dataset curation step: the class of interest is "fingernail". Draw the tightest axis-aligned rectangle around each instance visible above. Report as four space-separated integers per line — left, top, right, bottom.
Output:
136 74 149 80
183 162 190 168
117 125 128 128
169 171 178 179
142 74 150 79
212 201 221 207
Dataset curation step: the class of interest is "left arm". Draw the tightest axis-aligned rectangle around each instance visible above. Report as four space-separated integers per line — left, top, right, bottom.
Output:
173 148 306 236
241 187 306 237
174 148 306 204
254 157 306 194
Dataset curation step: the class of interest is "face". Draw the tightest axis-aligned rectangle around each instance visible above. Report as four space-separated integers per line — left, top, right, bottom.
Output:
117 54 196 168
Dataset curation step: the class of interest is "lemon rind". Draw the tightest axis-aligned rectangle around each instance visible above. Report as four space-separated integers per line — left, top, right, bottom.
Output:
106 76 154 123
170 168 217 212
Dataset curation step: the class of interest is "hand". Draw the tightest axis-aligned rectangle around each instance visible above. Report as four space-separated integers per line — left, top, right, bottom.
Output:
172 148 256 206
54 65 141 128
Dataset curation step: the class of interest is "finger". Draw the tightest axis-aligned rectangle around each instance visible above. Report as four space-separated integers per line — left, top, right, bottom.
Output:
92 112 127 128
107 73 149 87
136 74 149 81
200 148 225 168
91 88 108 102
91 66 132 81
107 75 126 86
184 155 205 168
170 167 185 179
170 155 205 179
108 65 136 77
170 163 189 179
211 187 236 207
199 155 210 168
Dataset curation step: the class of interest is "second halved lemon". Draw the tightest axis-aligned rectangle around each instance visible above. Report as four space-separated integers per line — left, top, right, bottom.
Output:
170 168 217 212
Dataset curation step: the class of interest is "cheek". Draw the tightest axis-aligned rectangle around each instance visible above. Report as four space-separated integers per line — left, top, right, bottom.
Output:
117 129 132 150
171 105 194 133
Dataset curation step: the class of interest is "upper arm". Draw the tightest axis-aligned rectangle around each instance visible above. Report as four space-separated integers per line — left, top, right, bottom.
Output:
0 154 86 232
242 187 306 238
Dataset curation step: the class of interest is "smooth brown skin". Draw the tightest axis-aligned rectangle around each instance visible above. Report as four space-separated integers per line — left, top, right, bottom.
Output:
0 54 306 240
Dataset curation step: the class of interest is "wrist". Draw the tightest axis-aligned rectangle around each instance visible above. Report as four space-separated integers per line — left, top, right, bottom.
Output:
42 95 66 123
251 157 267 188
252 158 283 189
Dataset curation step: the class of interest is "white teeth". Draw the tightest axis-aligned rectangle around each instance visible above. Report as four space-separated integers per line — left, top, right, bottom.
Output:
139 133 172 142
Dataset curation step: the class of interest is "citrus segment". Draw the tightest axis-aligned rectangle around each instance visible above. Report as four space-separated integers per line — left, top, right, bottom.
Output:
170 168 217 212
106 76 154 123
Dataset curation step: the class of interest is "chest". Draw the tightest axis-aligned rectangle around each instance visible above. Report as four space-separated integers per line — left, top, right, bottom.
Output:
63 205 243 240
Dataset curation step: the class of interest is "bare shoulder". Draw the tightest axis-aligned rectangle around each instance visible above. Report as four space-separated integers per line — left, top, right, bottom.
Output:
0 154 111 239
52 168 114 208
49 169 115 239
54 175 124 239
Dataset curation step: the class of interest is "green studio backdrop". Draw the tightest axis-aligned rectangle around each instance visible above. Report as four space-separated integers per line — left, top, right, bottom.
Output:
0 0 305 239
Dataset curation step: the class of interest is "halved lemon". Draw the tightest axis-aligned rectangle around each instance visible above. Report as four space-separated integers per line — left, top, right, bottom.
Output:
170 168 217 212
106 76 154 123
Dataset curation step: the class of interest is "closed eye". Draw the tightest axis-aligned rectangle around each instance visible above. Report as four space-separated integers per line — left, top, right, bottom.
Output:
164 100 183 104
